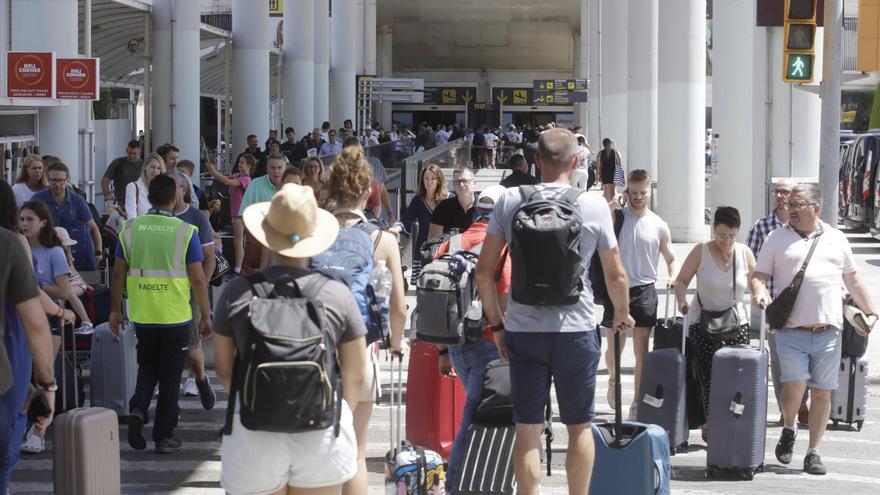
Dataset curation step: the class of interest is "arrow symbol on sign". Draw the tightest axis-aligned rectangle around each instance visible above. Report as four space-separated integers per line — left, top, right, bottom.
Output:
462 89 473 104
496 91 508 104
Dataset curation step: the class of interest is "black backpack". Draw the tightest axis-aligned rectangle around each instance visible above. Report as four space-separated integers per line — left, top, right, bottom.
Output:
588 208 625 304
222 271 342 435
509 186 585 306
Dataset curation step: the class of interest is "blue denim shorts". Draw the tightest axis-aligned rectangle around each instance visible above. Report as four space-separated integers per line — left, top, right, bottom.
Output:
773 328 842 390
505 331 601 425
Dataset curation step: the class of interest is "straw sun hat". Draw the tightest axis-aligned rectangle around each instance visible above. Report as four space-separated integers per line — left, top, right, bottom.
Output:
242 183 339 258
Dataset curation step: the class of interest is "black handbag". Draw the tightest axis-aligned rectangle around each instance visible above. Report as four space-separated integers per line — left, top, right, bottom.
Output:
766 235 821 329
698 245 741 341
210 251 230 287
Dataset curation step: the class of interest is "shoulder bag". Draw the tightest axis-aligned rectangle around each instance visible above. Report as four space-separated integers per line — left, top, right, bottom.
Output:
766 234 821 329
698 244 742 342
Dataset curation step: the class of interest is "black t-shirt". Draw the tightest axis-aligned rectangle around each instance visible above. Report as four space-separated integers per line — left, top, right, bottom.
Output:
430 194 477 233
500 170 539 188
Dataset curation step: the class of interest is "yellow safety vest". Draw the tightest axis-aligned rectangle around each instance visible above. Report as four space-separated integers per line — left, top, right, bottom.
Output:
120 211 197 325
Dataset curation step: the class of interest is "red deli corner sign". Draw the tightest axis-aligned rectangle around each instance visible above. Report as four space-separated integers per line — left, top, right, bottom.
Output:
56 58 100 100
7 51 55 98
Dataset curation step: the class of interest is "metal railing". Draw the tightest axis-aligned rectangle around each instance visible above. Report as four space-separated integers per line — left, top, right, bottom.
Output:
401 139 473 213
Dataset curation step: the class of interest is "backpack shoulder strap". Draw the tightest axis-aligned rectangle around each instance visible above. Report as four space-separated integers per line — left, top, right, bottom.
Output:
298 273 332 301
613 208 625 238
244 272 273 298
560 187 583 204
519 185 538 202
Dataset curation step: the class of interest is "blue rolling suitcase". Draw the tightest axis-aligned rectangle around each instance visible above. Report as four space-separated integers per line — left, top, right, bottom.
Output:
591 332 671 495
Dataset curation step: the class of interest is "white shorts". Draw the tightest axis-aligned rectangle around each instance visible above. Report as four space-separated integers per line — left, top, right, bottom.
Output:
220 402 358 494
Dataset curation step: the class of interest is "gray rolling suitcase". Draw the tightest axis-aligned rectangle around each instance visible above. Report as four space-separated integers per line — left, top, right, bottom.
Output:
637 301 688 454
830 356 868 431
53 407 121 494
90 321 138 416
706 309 768 480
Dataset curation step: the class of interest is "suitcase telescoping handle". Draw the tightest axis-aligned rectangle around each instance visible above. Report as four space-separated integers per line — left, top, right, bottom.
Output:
613 331 624 441
388 352 404 451
758 303 766 353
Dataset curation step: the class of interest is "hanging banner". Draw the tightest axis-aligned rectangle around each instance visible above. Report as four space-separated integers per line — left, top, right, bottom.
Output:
7 51 55 98
56 57 100 100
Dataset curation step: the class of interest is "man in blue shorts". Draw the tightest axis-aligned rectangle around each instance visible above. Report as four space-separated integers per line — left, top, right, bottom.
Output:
476 128 634 494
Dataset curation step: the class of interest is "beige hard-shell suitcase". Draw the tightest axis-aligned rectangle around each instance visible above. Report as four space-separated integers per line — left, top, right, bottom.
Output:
53 407 121 495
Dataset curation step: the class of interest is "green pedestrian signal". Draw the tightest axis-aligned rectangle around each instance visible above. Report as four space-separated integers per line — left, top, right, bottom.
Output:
784 53 813 82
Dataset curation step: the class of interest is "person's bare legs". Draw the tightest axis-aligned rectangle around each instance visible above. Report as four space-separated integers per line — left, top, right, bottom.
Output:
512 423 544 495
603 327 628 384
630 327 651 408
342 400 373 495
781 379 808 430
233 219 245 272
807 388 831 450
186 348 206 381
566 423 595 495
66 288 91 325
287 485 343 495
602 184 615 202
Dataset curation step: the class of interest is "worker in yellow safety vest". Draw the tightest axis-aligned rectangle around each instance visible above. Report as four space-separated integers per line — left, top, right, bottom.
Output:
109 173 211 454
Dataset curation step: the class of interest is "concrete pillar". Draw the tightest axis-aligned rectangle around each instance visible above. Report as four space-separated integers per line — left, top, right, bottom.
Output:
330 0 356 128
152 0 200 170
711 0 769 229
657 0 705 241
627 0 658 177
354 0 364 74
364 0 377 75
574 28 588 133
12 0 80 182
586 0 601 151
377 24 392 129
601 0 628 160
768 27 823 180
283 0 314 137
232 0 270 156
314 0 330 127
819 0 843 226
1 0 9 99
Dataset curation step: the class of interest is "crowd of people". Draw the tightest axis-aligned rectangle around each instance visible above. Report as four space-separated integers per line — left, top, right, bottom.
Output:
0 119 875 495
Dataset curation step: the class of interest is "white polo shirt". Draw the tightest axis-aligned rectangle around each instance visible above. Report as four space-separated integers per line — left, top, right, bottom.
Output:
755 222 857 329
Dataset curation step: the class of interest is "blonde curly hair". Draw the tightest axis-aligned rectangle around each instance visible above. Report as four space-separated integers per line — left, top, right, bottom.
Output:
325 145 373 207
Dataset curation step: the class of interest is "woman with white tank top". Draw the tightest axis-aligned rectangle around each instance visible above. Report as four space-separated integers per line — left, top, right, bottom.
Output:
673 206 757 443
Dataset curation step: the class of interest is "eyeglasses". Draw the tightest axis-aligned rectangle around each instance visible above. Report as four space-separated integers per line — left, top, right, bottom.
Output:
48 178 67 183
773 189 791 196
715 233 737 240
785 202 816 210
453 178 473 185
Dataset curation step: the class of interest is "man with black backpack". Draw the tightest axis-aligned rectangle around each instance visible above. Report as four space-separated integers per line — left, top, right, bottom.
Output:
212 183 366 493
475 128 634 495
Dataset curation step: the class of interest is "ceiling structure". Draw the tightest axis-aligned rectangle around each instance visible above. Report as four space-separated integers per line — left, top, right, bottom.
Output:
377 0 580 72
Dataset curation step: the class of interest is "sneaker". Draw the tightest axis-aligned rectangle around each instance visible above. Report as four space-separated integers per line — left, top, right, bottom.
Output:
803 451 827 475
76 322 94 335
775 427 796 465
196 375 216 411
628 402 638 421
182 378 198 397
127 409 147 450
155 436 182 454
606 378 616 410
20 426 45 454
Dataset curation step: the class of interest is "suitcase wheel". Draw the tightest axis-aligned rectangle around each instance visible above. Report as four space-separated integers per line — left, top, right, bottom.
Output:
831 420 839 430
856 420 863 432
706 466 720 479
741 470 755 481
674 441 689 455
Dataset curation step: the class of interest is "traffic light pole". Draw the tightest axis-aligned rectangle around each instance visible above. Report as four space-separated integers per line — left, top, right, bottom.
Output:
819 0 842 226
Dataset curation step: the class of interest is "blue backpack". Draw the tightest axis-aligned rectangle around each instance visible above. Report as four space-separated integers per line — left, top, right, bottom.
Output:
310 221 388 346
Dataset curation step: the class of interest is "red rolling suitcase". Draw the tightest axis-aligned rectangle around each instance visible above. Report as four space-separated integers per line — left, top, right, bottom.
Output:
405 339 467 459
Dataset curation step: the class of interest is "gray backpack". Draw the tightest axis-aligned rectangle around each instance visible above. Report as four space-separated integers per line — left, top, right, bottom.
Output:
415 235 482 346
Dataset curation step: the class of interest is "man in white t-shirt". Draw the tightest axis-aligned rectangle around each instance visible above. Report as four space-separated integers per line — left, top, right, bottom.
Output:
602 169 678 419
435 124 449 145
751 184 876 476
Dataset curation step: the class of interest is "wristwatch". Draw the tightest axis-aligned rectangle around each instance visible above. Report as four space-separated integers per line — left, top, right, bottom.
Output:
37 381 58 392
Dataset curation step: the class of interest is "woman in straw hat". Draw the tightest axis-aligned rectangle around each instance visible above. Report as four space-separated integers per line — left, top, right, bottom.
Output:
212 183 367 495
324 144 407 495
